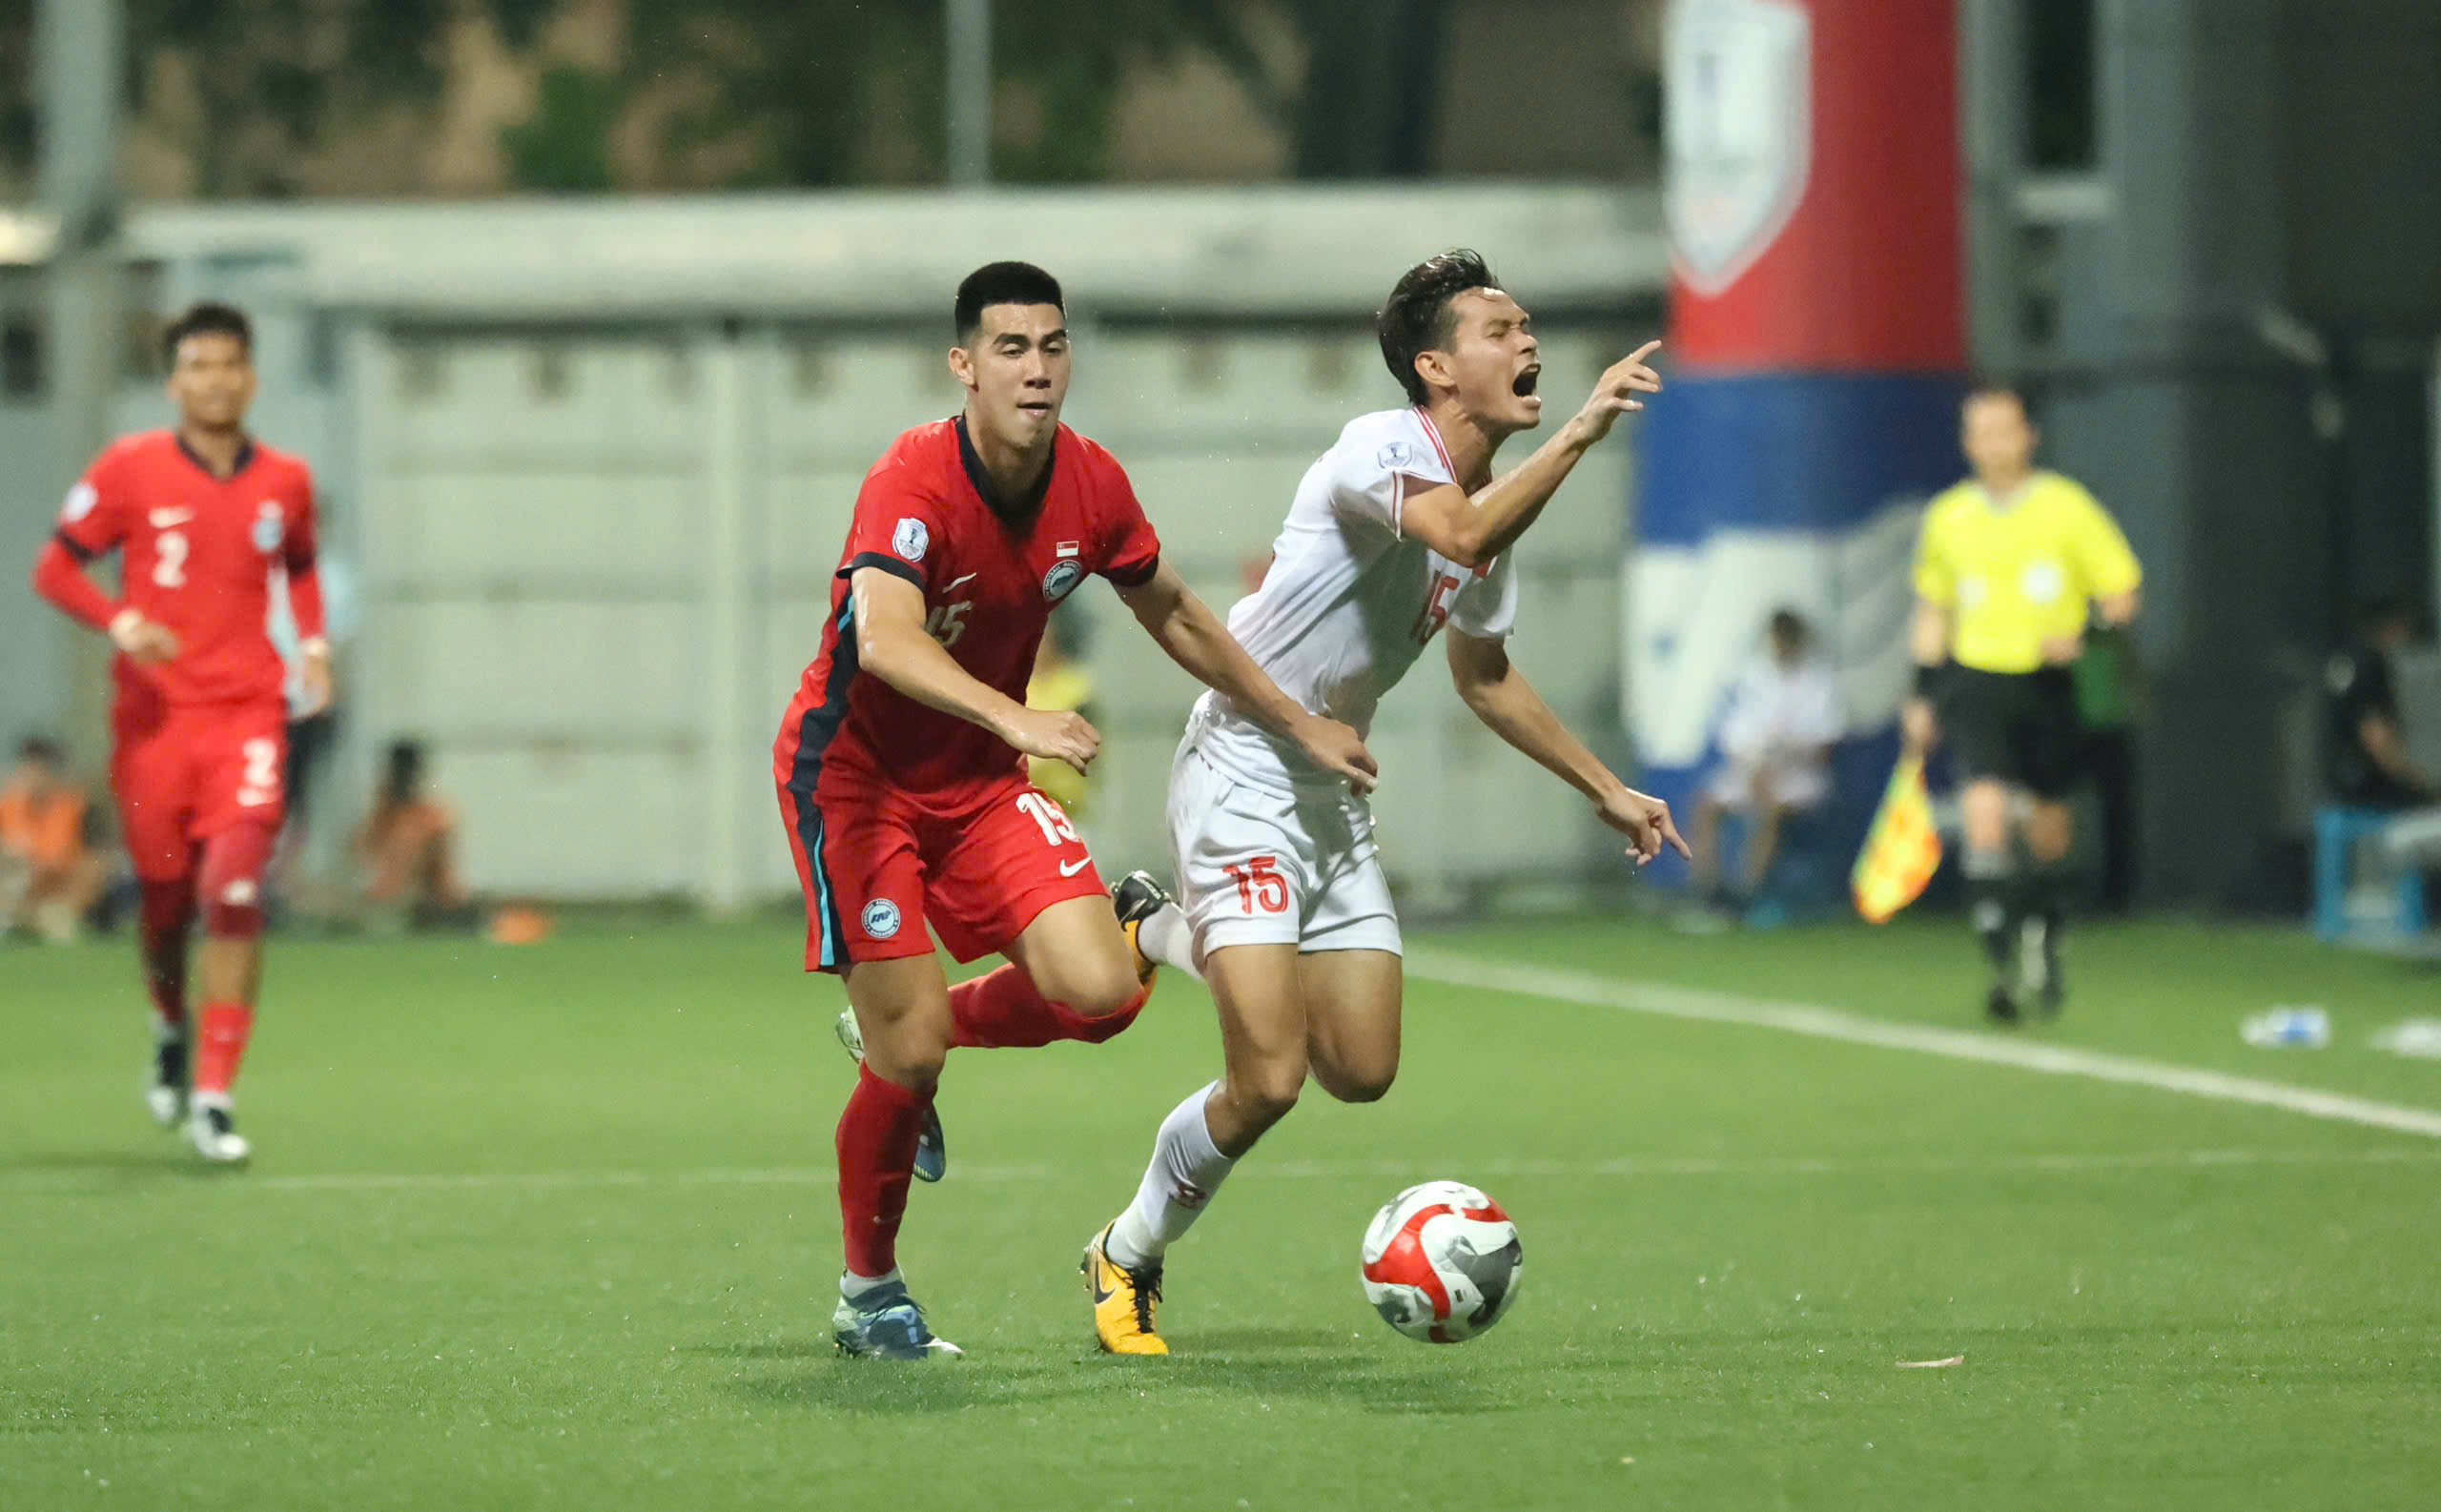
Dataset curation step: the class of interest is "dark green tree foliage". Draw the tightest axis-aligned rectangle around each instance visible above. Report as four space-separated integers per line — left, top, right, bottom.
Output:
501 63 616 191
0 0 29 188
0 0 1453 194
121 0 462 195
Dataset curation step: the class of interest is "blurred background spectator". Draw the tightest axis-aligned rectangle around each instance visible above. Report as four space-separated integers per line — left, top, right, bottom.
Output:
0 735 108 942
1686 609 1840 917
2326 595 2439 812
354 739 473 932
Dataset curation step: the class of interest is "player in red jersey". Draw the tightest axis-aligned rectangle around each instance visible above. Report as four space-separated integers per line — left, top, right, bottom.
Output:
30 303 331 1164
777 262 1376 1359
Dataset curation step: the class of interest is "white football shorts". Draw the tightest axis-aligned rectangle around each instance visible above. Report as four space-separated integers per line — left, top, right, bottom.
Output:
1166 736 1403 966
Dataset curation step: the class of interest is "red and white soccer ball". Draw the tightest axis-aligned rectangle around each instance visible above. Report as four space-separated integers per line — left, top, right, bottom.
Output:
1360 1180 1524 1343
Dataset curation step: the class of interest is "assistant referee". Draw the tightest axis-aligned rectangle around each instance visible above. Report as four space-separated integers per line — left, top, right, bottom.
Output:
1904 384 2141 1022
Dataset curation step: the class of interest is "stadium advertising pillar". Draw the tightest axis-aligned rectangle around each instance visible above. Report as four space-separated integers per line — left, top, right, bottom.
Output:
1631 0 1965 877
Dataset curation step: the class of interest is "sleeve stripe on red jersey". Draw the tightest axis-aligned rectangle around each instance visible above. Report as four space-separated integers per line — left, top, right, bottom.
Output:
838 552 925 590
53 529 97 563
1103 555 1159 589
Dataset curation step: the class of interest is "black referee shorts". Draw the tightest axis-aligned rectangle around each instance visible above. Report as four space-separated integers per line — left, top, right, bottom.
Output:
1941 666 2084 800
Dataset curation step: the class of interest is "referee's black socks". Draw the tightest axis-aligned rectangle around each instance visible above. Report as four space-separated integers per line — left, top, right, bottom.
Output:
2026 862 2072 936
1961 848 2018 972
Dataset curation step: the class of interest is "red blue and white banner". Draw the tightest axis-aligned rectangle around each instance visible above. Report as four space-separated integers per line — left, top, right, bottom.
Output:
1632 0 1966 869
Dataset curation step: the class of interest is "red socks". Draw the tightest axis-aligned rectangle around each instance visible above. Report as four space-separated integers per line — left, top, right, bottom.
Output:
836 1064 930 1278
947 965 1148 1049
193 1003 255 1101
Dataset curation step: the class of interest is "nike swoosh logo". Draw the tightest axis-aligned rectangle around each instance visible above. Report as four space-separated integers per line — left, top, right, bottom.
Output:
150 508 195 527
1058 857 1093 877
945 572 978 590
1088 1264 1115 1305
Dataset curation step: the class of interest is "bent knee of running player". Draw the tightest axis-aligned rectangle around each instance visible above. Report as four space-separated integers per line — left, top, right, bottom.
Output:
1300 950 1404 1104
843 958 954 1089
1006 895 1142 1017
1204 944 1313 1139
197 823 277 937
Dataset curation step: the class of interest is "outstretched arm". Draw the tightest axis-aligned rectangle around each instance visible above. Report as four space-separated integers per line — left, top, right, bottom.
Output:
1446 630 1687 865
1116 559 1378 792
1398 342 1664 569
849 566 1099 774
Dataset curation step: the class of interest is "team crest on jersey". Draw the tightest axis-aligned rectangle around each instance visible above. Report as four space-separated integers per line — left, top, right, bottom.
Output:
861 899 903 940
1040 559 1086 603
253 501 285 553
892 517 930 562
61 481 98 523
1376 440 1416 472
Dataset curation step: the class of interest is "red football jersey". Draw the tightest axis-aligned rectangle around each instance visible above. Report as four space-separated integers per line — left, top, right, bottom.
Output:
54 431 318 709
776 418 1161 800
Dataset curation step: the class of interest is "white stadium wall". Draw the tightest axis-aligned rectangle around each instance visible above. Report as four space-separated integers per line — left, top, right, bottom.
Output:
7 189 1667 907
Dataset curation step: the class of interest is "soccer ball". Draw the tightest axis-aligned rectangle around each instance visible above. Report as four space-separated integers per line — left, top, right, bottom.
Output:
1360 1180 1523 1343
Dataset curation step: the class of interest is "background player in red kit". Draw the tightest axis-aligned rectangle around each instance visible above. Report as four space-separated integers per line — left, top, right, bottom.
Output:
31 303 331 1164
776 262 1375 1359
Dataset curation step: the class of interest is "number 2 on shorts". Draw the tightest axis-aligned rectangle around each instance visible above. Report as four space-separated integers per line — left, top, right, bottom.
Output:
236 737 279 807
1223 855 1290 914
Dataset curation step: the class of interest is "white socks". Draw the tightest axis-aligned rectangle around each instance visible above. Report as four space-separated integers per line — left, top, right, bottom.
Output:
1136 902 1203 983
1106 1082 1235 1270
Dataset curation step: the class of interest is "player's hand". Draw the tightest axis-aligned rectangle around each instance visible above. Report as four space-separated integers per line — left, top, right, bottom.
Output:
108 609 180 665
1596 787 1689 866
1901 697 1939 752
1292 713 1379 796
2040 633 2084 665
1000 706 1100 775
297 640 337 716
1568 340 1665 444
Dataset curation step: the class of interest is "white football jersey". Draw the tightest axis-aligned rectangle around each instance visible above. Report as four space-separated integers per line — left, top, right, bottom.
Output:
1191 407 1520 787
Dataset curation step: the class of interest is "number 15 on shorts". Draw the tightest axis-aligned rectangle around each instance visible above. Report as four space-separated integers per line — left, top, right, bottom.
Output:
1015 791 1098 879
1224 855 1290 915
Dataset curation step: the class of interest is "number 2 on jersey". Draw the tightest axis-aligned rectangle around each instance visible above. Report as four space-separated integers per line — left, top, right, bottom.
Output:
154 530 189 589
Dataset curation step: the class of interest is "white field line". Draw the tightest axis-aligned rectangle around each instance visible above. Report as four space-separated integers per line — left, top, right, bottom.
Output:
1405 951 2441 1141
2 1146 2436 1197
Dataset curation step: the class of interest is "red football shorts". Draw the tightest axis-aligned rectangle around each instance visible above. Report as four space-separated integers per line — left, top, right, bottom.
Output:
779 766 1107 972
111 693 288 883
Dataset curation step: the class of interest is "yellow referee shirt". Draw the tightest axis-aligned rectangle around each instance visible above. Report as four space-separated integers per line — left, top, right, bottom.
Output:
1914 471 2141 674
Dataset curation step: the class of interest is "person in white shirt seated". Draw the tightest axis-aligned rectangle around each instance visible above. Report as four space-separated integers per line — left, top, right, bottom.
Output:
1689 608 1844 909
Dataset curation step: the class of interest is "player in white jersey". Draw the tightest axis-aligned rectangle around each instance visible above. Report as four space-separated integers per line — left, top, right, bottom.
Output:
1082 250 1687 1354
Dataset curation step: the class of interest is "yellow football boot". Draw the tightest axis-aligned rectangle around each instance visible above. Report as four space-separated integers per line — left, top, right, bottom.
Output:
1111 870 1173 988
1082 1222 1169 1356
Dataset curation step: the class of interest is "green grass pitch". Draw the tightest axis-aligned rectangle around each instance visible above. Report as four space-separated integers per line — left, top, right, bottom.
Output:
5 912 2437 1510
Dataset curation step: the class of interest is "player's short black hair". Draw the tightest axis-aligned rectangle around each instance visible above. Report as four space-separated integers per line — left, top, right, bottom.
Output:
1378 249 1503 407
162 302 252 364
1768 607 1813 648
16 733 65 766
954 262 1065 345
1963 378 2032 415
382 739 426 807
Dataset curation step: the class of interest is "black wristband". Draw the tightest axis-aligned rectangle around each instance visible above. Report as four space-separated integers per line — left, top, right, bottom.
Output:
1913 663 1946 699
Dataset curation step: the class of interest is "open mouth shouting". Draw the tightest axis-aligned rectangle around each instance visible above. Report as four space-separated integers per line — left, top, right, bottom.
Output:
1511 364 1542 400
